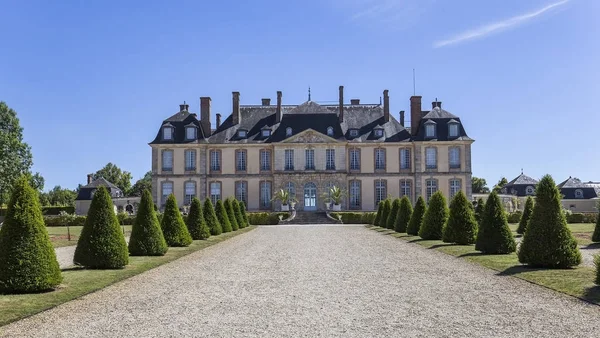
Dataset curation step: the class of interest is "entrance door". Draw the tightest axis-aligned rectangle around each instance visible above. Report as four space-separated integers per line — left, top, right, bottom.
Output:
304 183 317 211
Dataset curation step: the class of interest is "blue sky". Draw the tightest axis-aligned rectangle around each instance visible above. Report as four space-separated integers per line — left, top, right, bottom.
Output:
1 0 598 190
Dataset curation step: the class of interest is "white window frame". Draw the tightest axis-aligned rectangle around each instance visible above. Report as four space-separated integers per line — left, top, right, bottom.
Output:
286 127 292 137
425 124 435 138
350 148 360 171
260 181 272 209
210 182 221 205
238 130 247 138
210 150 221 172
450 179 461 199
236 149 247 172
163 127 173 140
185 127 196 140
326 149 335 170
184 181 196 205
426 179 438 202
261 129 271 137
327 126 334 136
449 147 460 169
574 189 584 199
185 149 196 171
305 149 315 170
375 148 386 170
449 123 459 137
526 186 535 195
374 129 383 137
349 180 361 209
425 147 437 169
349 129 359 137
400 179 412 200
375 180 387 206
235 181 248 206
162 181 173 205
162 150 173 171
400 148 411 170
285 182 296 200
260 149 271 171
285 149 294 170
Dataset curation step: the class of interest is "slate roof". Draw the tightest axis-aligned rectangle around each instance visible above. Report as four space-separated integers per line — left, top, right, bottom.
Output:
506 173 539 186
500 173 539 197
557 177 599 199
76 178 123 201
411 107 471 142
149 110 207 144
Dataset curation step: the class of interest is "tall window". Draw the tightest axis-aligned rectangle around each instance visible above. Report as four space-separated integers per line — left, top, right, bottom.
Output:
185 149 196 171
425 124 436 138
449 179 461 198
186 127 196 140
260 149 271 171
285 182 296 200
449 147 460 169
260 181 272 209
375 148 386 170
449 123 459 137
400 180 412 200
426 179 438 202
305 149 315 170
326 149 335 170
163 127 173 140
349 148 360 171
285 149 294 170
162 182 173 205
184 181 196 205
425 147 437 169
235 181 248 206
236 149 247 172
210 182 221 205
210 150 221 172
400 148 411 170
162 150 173 171
375 180 387 205
349 180 361 209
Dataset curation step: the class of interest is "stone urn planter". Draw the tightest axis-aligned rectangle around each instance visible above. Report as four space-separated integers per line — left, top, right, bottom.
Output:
332 203 342 211
281 204 290 211
325 202 331 210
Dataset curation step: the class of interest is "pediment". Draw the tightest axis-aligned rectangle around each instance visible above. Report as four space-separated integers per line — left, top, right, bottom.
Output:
282 129 339 143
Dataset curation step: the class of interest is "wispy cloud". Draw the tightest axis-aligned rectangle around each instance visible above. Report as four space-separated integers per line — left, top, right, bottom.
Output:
338 0 436 30
433 0 569 48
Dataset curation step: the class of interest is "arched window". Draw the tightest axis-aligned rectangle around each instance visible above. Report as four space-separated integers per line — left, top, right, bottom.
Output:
574 189 584 199
327 126 334 136
526 186 535 195
285 182 296 199
286 127 293 137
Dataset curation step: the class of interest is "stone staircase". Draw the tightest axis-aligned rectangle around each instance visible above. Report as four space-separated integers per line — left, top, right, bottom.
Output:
286 211 339 225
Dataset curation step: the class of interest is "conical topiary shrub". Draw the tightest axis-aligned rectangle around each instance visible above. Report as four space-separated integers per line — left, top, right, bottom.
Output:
0 177 62 293
233 199 246 229
240 202 250 226
595 255 600 285
407 196 426 236
74 186 129 268
160 194 192 247
517 196 534 235
387 198 401 230
443 191 478 245
592 206 600 242
518 175 581 267
225 198 239 231
203 198 222 235
475 198 485 225
374 201 384 226
186 197 210 240
419 192 448 240
128 189 168 256
475 191 516 254
380 199 392 229
215 200 232 233
395 196 413 233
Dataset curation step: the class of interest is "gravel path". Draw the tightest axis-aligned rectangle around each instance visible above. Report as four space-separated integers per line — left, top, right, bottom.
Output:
55 236 131 269
4 225 600 337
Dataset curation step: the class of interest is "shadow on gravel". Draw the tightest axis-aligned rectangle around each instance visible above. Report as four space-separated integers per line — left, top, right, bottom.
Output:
582 243 600 250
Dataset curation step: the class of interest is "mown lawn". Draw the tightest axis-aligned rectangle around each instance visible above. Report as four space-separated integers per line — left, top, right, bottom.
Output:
0 226 256 327
47 226 132 248
369 226 600 305
509 223 596 246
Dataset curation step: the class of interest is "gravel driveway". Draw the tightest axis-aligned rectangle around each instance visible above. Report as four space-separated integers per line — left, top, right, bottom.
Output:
3 225 600 337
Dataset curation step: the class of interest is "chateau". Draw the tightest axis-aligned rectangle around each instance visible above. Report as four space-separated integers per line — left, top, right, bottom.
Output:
149 87 473 211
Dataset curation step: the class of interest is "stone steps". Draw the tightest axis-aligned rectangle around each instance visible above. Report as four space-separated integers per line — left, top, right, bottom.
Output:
288 211 338 225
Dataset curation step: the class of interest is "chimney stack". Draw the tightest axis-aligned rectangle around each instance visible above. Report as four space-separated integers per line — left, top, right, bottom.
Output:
350 99 360 105
432 101 442 109
276 91 282 123
216 113 221 128
383 90 390 123
339 86 344 123
262 98 271 106
87 174 93 185
232 92 241 125
410 96 422 136
200 97 212 137
179 102 189 112
399 110 405 126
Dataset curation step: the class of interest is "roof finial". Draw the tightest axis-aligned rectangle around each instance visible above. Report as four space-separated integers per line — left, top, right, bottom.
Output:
308 86 311 101
521 168 523 174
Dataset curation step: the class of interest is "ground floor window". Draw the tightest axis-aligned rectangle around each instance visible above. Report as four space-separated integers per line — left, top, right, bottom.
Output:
235 181 248 207
260 181 272 209
400 179 412 201
426 179 438 202
449 179 461 199
349 180 361 209
184 181 196 205
210 182 221 205
162 182 173 206
375 180 387 206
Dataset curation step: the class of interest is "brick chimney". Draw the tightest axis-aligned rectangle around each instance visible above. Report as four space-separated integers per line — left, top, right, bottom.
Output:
216 113 221 129
262 98 271 106
179 102 189 112
399 111 405 126
276 91 282 123
350 99 360 105
410 96 422 136
383 90 390 123
200 97 211 137
87 174 93 185
432 101 442 109
232 92 240 125
339 86 344 123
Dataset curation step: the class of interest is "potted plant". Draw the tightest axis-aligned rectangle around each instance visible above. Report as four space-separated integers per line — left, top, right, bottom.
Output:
322 186 347 211
271 189 297 211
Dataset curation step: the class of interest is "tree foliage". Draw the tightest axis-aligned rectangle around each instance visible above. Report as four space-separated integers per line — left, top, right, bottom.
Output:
386 198 401 230
395 196 413 233
0 177 62 293
129 171 152 197
39 185 77 207
419 192 448 240
518 175 581 267
240 202 250 226
443 191 478 245
215 200 233 233
203 198 222 235
407 196 426 236
186 197 210 240
471 176 490 194
128 189 168 256
380 199 392 229
517 196 534 235
492 177 508 194
92 163 133 196
593 208 600 243
160 194 192 247
474 198 485 225
233 199 246 229
475 191 516 254
224 199 239 231
374 202 384 226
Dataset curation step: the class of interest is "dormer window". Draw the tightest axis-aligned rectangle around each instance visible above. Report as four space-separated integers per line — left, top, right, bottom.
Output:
448 121 459 137
286 127 292 137
424 120 436 138
574 189 584 198
163 126 173 140
237 130 248 138
261 129 271 137
349 129 359 137
526 186 535 195
185 126 196 140
327 126 334 136
374 129 384 138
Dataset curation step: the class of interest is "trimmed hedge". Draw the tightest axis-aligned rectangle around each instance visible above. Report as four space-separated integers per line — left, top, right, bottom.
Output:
374 202 384 226
593 211 600 243
506 211 523 224
419 192 448 240
225 199 239 231
1 206 75 216
186 197 210 240
233 200 246 229
381 199 392 229
215 200 233 233
240 203 250 226
407 196 426 236
475 191 516 254
394 197 413 233
567 213 597 224
160 194 193 247
595 255 600 285
128 189 168 256
44 215 86 227
247 212 290 225
443 191 478 245
203 198 222 236
517 196 534 234
474 198 485 225
387 199 401 230
329 212 376 224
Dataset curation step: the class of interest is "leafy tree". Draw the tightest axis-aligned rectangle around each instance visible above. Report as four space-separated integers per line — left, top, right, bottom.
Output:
386 198 401 230
186 197 210 240
492 177 508 194
0 102 34 206
41 185 77 207
92 163 133 195
215 200 233 233
160 194 192 247
474 198 485 225
419 192 449 240
203 198 222 235
74 186 129 268
28 172 45 193
407 196 426 235
233 199 246 229
593 208 600 243
374 202 384 226
240 202 250 226
129 171 152 197
380 199 392 229
395 196 413 233
224 198 239 231
475 191 516 254
443 191 478 245
128 189 168 256
517 196 534 235
518 175 581 267
0 177 62 293
471 176 490 194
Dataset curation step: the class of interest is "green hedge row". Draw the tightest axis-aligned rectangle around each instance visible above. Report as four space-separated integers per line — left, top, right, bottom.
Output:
44 214 139 227
247 212 289 225
506 211 523 224
329 212 376 224
566 213 597 223
1 206 75 216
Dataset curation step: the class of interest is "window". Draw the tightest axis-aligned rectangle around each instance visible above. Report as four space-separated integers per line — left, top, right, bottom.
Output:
185 150 196 171
574 189 584 199
186 127 196 140
305 149 315 170
285 182 296 200
349 129 359 137
526 186 535 195
261 129 271 137
285 149 294 170
425 124 436 138
325 182 335 200
374 129 383 138
238 130 247 138
260 149 271 171
286 127 292 137
326 149 335 170
349 180 361 209
210 150 221 172
184 181 196 205
236 149 247 172
375 148 386 170
449 147 460 169
260 181 272 209
349 148 360 171
235 181 248 206
449 123 459 137
162 182 173 205
400 180 412 200
450 179 461 198
400 148 411 170
163 127 173 140
426 179 438 202
425 147 437 169
375 180 387 206
327 126 334 136
162 150 173 171
210 182 221 205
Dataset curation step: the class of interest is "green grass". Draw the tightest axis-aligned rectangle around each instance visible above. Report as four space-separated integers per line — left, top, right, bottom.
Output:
509 223 596 246
368 226 600 305
47 226 132 248
0 226 256 327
